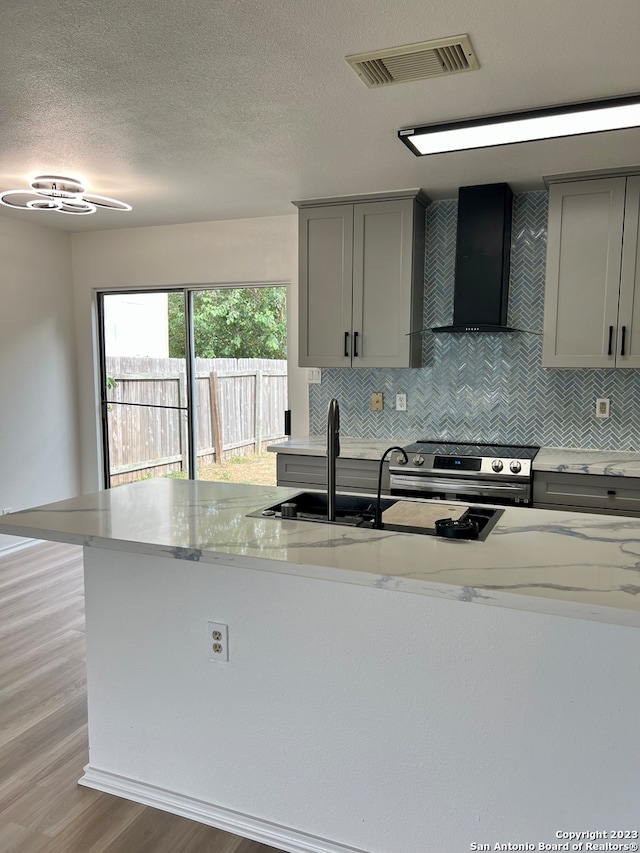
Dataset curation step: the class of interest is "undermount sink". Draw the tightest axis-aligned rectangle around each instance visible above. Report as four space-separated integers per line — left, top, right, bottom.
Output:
250 491 396 528
250 491 502 540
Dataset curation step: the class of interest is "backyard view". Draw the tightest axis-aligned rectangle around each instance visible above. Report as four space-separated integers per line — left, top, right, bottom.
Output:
101 286 287 487
169 451 278 486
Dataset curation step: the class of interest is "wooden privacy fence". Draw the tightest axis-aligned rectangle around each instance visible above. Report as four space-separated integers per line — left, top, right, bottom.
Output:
106 356 287 483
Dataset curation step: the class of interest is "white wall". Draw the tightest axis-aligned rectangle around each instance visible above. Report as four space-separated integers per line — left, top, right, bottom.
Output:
82 547 640 852
71 215 303 492
0 214 80 552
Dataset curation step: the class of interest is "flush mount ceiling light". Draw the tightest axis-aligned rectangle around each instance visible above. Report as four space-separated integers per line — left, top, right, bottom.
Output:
30 175 85 199
0 174 132 215
398 94 640 156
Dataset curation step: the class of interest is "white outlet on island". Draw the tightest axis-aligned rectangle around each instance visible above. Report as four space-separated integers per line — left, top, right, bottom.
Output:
207 621 229 662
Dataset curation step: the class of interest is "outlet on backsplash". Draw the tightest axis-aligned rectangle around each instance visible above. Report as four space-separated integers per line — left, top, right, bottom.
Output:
371 392 384 412
595 398 610 419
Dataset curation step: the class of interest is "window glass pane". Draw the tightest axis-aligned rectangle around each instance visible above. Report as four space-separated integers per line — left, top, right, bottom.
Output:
107 403 187 486
103 292 186 407
187 287 287 486
106 369 185 408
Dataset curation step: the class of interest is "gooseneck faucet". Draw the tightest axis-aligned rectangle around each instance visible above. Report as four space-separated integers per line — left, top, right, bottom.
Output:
326 398 341 521
375 446 408 529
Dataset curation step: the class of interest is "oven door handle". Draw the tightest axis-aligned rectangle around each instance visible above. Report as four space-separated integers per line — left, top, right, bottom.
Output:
389 475 529 495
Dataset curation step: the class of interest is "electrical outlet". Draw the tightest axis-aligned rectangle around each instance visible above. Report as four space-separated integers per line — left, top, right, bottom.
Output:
395 393 407 412
371 392 384 411
207 621 229 662
595 397 610 419
307 368 322 384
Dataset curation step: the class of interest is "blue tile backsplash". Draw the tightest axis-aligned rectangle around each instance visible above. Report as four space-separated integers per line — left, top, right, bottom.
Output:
309 191 640 450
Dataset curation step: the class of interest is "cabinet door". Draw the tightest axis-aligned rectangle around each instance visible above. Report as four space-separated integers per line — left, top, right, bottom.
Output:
617 176 640 367
276 453 387 494
298 205 353 367
542 179 626 367
533 470 640 517
352 199 419 367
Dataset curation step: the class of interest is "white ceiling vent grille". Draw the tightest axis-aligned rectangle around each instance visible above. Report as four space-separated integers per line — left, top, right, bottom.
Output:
346 35 479 89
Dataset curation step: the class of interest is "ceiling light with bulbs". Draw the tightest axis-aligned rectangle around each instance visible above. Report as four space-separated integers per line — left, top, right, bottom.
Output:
0 175 132 216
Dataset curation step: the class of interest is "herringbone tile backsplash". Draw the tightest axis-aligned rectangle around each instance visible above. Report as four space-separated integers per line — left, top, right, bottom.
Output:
310 191 640 450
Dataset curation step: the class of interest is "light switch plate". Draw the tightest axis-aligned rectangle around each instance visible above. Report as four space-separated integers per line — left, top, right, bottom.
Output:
307 368 322 384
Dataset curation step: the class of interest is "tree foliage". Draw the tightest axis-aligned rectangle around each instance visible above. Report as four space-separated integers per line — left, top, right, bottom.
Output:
168 287 287 359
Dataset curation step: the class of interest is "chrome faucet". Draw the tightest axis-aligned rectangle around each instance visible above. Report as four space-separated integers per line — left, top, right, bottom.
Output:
326 398 340 521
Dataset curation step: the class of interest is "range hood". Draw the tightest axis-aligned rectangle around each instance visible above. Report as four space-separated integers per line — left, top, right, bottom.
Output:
433 182 515 333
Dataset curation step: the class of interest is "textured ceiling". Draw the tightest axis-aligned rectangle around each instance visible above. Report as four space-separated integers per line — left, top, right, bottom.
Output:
1 0 639 232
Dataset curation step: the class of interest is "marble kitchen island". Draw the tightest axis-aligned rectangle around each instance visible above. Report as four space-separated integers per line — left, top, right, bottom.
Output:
1 479 639 853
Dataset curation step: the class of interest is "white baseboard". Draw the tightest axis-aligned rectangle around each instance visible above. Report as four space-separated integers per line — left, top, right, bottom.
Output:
0 537 38 557
79 766 369 853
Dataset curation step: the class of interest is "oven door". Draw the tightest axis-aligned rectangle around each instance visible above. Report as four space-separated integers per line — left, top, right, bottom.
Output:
389 473 532 505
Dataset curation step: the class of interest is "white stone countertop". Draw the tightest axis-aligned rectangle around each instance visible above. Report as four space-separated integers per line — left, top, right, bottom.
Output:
2 479 640 629
535 446 640 477
270 438 640 478
268 436 411 460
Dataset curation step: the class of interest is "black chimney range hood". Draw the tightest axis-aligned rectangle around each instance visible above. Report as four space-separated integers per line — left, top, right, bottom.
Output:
433 182 517 333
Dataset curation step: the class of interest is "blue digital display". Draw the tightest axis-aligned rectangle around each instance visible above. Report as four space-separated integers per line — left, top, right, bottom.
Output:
434 455 482 472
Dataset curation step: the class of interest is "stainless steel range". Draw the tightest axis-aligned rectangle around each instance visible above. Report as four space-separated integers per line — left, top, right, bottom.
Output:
388 440 540 506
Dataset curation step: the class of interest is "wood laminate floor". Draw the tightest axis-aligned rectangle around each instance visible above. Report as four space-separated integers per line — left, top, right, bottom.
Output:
0 542 281 853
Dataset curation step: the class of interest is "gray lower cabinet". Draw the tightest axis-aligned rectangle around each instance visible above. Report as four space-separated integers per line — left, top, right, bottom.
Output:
533 471 640 517
276 454 387 495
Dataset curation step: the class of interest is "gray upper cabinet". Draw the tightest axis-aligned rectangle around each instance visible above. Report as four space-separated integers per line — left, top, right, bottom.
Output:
542 176 640 368
295 190 429 368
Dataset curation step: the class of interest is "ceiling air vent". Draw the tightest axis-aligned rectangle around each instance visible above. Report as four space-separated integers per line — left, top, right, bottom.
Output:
346 35 479 89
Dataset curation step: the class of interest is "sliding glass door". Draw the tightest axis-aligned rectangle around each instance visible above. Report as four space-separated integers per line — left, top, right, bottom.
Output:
98 286 288 487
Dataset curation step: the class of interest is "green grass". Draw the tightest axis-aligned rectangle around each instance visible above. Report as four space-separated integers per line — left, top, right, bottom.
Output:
165 452 277 486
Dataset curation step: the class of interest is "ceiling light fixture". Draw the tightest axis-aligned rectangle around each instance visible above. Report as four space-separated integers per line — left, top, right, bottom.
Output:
0 174 131 215
398 94 640 156
30 175 85 198
26 198 64 210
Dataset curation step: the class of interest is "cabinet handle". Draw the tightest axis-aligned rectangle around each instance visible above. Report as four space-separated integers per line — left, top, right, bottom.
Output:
620 325 627 356
344 331 350 357
607 489 617 496
353 331 359 357
607 325 614 356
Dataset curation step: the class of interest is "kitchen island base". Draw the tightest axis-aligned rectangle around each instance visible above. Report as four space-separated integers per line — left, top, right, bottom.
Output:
79 545 640 853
